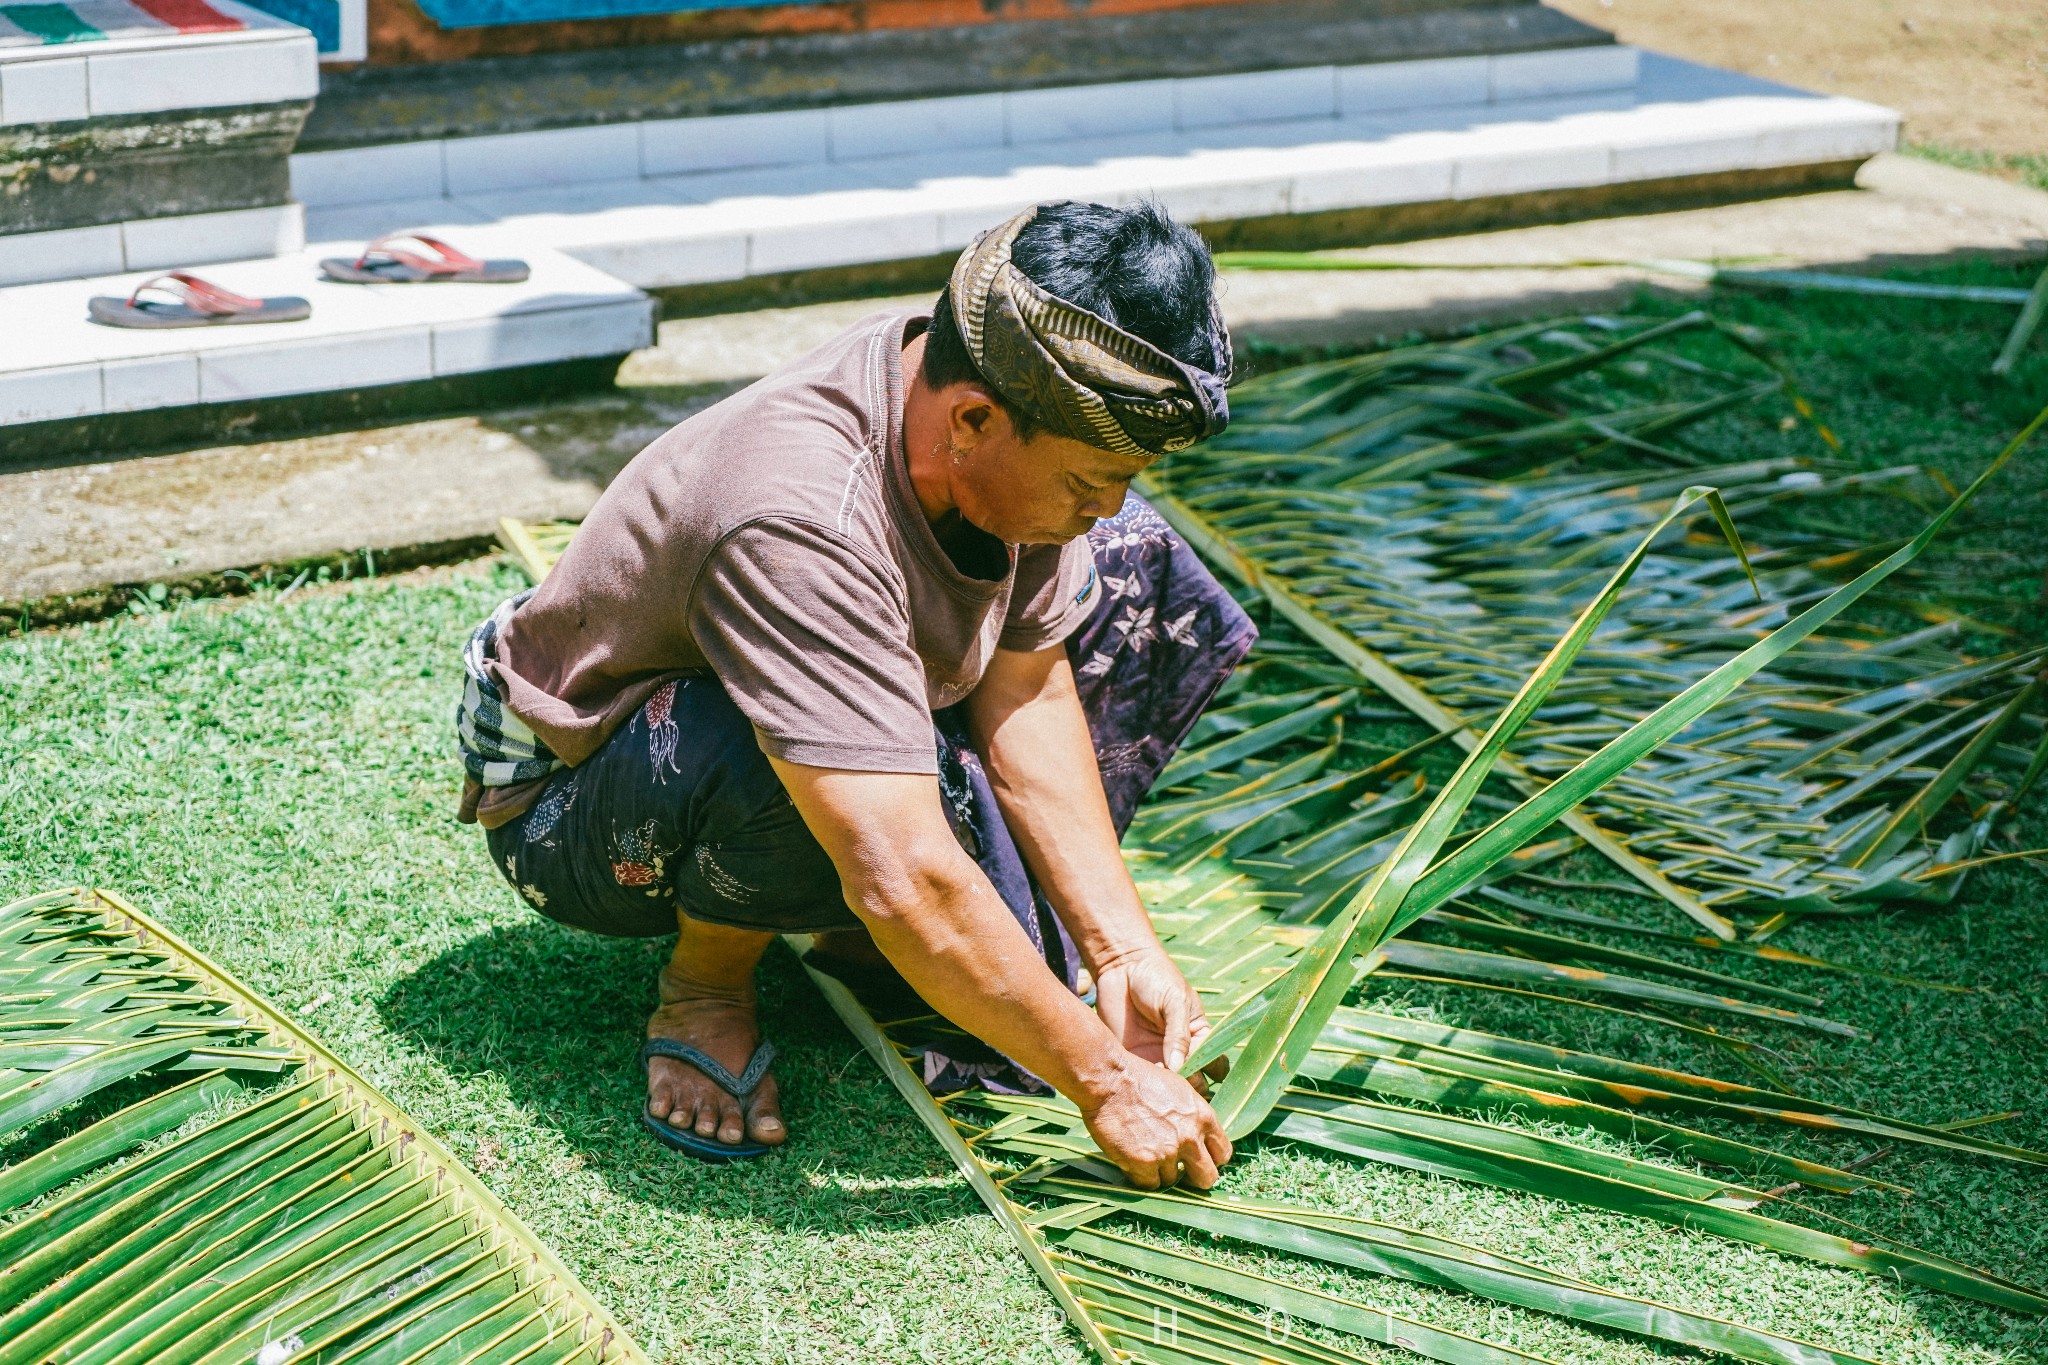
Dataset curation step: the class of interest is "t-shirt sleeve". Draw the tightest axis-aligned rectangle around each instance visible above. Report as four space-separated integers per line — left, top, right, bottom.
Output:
1000 534 1098 652
688 520 938 774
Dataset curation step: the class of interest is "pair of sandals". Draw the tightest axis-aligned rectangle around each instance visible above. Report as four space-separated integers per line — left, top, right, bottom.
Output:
87 234 531 330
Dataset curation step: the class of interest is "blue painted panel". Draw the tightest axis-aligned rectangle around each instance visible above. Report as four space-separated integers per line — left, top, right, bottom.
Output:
241 0 338 49
415 0 831 30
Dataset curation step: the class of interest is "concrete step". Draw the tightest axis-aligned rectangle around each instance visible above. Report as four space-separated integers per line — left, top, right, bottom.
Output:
1 0 317 280
0 0 313 118
0 245 653 428
0 49 1894 437
297 51 1895 293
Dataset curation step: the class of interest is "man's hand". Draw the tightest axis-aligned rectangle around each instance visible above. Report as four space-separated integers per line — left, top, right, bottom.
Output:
1081 1057 1233 1190
1093 944 1231 1090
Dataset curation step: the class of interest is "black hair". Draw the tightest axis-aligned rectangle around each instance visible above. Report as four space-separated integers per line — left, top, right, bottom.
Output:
921 200 1221 440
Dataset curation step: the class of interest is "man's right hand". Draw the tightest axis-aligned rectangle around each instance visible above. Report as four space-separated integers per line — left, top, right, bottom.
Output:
767 759 1236 1190
1081 1056 1233 1190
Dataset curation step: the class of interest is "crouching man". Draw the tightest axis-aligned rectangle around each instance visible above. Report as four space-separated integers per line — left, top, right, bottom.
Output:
455 201 1254 1189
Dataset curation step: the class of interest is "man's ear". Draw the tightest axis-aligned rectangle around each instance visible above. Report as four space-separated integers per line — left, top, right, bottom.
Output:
952 388 1003 444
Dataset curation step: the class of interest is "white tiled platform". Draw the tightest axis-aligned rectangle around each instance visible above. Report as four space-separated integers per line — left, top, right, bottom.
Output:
0 0 316 125
296 53 1896 291
0 247 653 425
0 49 1895 429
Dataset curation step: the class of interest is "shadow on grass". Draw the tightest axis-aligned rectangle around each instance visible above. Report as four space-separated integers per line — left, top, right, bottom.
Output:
377 917 979 1228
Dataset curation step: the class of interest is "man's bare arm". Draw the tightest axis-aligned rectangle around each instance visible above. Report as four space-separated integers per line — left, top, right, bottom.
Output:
964 644 1228 1085
768 756 1229 1188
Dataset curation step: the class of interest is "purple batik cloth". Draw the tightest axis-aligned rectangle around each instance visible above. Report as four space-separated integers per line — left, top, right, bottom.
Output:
920 493 1258 1094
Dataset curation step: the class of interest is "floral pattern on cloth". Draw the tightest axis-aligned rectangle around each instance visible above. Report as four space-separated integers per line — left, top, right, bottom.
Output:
610 818 681 893
1067 495 1259 834
645 678 683 778
916 492 1257 1095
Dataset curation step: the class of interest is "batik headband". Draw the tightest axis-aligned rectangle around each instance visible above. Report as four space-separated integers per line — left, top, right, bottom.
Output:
948 206 1233 457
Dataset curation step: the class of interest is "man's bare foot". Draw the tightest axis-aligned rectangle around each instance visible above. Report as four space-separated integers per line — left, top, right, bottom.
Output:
646 957 786 1149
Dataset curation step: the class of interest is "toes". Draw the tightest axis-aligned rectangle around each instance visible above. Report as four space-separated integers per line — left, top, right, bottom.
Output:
715 1094 746 1146
692 1093 722 1139
646 1062 677 1122
747 1077 787 1146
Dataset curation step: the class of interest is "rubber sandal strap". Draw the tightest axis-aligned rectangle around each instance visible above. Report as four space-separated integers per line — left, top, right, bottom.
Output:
641 1105 769 1161
638 1037 776 1100
356 232 486 276
128 272 264 316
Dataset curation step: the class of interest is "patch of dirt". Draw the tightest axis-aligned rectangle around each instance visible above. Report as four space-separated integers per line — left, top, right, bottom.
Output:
1549 0 2047 157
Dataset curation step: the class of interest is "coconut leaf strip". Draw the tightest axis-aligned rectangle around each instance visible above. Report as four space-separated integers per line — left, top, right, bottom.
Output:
0 890 644 1365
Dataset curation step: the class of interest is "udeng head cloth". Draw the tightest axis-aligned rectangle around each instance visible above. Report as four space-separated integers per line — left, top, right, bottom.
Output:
948 206 1232 457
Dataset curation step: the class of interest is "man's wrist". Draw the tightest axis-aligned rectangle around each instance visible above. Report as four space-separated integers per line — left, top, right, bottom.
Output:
1066 1040 1139 1116
1080 933 1170 976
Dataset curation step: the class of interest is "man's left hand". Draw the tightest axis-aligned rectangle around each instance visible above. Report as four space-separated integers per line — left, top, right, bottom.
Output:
1091 944 1231 1089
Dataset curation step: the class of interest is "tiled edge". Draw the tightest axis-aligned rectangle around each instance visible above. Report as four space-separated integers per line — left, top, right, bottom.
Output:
572 234 749 290
746 207 943 275
828 93 1007 163
431 297 655 375
292 141 448 209
1 61 1908 426
1751 104 1900 168
1489 46 1639 102
83 32 318 119
641 107 829 178
0 362 102 424
1609 128 1765 182
1337 56 1488 116
1452 138 1613 199
302 197 493 246
0 284 656 424
0 223 124 287
198 328 436 403
0 56 88 125
1174 66 1338 130
1006 80 1177 146
443 124 640 197
0 209 306 288
1287 147 1457 215
554 93 1895 289
123 205 307 274
103 354 201 413
285 50 1639 201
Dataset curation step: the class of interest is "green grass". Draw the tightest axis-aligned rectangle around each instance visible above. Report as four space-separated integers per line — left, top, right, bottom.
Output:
1908 143 2048 194
3 258 2046 1364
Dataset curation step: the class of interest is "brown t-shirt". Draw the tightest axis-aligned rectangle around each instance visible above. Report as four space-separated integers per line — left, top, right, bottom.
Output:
464 310 1098 827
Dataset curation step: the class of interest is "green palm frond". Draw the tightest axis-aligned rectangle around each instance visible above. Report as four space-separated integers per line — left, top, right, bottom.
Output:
1145 314 2044 935
495 322 2046 1365
0 888 647 1365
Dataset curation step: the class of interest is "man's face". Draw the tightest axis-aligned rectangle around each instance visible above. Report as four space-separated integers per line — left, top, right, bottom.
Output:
949 398 1154 545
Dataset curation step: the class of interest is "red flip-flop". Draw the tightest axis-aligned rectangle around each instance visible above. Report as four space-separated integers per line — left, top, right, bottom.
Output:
88 273 311 329
320 233 530 284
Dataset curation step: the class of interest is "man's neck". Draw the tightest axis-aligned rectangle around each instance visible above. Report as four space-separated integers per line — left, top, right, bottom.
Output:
900 331 957 528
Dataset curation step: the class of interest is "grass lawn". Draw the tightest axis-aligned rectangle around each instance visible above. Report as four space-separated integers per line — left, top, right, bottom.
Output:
4 258 2046 1365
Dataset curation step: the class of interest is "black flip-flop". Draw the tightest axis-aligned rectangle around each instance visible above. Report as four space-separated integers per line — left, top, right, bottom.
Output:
639 1037 778 1163
320 233 530 284
88 272 311 329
